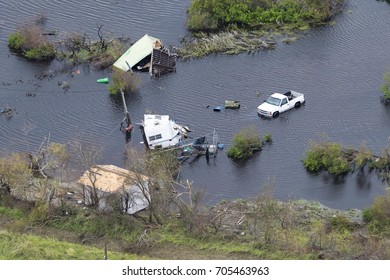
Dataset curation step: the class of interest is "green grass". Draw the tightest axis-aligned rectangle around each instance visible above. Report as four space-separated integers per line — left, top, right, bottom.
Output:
47 210 143 242
0 230 142 260
0 206 25 219
153 222 311 259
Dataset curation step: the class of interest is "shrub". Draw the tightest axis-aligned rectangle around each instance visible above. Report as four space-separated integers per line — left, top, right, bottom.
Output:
331 215 355 232
368 150 389 171
353 143 373 170
24 44 55 60
187 0 342 31
227 127 262 160
0 153 32 196
303 141 350 175
8 32 25 51
108 68 141 95
381 71 390 102
7 17 55 61
263 133 272 143
363 189 390 235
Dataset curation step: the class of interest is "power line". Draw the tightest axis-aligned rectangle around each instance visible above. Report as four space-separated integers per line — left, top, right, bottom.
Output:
0 86 106 94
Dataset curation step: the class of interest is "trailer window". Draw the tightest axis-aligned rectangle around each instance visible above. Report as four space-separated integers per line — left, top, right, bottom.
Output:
149 134 162 141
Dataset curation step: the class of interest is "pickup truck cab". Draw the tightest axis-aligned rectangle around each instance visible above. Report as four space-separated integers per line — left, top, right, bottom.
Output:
257 90 305 118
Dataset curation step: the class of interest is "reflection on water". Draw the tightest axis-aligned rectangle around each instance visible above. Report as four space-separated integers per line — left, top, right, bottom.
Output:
0 0 390 209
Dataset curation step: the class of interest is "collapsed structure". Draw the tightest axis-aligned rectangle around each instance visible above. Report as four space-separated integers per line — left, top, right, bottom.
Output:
113 34 176 76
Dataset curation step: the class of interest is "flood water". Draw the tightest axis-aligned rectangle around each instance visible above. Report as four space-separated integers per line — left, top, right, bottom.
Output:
1 0 390 210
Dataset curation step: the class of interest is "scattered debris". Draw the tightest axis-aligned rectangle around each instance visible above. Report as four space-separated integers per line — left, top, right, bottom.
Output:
0 107 15 119
178 129 219 164
1 81 12 86
58 81 70 92
224 100 240 109
35 70 56 80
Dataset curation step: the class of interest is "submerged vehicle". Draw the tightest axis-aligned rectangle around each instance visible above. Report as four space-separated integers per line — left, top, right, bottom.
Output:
257 90 305 118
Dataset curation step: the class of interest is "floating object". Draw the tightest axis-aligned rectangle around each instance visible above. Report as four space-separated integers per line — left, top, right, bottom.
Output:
224 100 240 109
213 106 222 112
208 144 217 154
97 77 109 84
217 143 224 149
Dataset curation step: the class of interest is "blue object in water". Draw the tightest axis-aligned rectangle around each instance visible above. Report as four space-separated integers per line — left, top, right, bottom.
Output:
213 106 222 112
217 143 224 149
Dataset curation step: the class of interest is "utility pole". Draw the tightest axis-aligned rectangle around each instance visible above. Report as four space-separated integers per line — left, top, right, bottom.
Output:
120 89 133 143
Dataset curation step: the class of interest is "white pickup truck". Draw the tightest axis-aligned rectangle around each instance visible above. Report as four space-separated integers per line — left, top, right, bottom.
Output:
257 90 305 118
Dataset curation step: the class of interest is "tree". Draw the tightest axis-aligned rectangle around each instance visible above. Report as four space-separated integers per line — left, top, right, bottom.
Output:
0 153 32 200
125 149 181 224
108 68 141 95
249 183 282 245
69 139 102 207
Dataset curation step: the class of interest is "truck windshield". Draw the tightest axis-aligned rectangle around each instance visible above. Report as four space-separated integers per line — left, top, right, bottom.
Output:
266 96 281 106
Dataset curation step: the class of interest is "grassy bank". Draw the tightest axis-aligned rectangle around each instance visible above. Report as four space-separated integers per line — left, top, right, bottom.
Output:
187 0 344 31
179 0 344 57
1 191 390 260
0 230 141 260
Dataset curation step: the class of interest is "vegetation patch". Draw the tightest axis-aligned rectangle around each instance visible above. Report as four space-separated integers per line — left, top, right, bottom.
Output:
8 15 56 61
187 0 343 32
180 0 344 57
380 70 390 104
303 139 390 177
108 68 141 95
59 26 129 70
363 188 390 236
0 230 140 260
1 140 390 260
303 140 350 175
177 30 276 58
227 127 266 160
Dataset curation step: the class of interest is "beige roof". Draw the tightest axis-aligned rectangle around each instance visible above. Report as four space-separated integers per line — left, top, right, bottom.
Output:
113 34 162 71
77 165 147 193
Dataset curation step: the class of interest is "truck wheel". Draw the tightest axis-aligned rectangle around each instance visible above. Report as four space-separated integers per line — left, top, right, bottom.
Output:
294 101 301 108
272 111 279 118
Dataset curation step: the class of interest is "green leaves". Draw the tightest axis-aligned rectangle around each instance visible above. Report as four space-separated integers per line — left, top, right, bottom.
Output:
187 0 336 31
227 127 263 160
381 71 390 101
303 141 350 175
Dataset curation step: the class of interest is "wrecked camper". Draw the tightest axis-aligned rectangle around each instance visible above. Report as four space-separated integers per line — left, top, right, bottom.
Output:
113 34 176 76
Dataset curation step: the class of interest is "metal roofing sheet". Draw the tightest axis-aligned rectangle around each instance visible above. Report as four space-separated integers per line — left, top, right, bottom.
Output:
113 34 162 71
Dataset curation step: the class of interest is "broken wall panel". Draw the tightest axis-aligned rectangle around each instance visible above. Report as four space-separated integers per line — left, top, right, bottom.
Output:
150 48 177 76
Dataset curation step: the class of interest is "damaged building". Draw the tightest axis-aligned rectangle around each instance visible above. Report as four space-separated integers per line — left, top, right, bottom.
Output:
113 34 176 76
